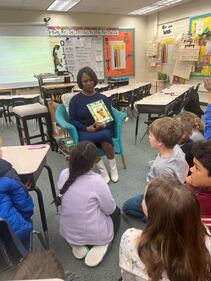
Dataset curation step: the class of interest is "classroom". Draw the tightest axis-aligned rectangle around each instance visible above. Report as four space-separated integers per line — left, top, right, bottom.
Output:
0 0 211 280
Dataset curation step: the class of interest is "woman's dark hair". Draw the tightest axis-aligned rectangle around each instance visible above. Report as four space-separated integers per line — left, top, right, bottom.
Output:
13 250 64 280
138 176 211 281
192 140 211 176
77 66 98 89
53 141 98 206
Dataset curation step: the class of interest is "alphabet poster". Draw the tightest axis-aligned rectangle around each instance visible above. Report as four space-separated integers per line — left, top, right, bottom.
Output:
104 29 134 77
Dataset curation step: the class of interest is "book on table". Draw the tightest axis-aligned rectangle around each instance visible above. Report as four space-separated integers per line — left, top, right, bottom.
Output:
87 99 113 124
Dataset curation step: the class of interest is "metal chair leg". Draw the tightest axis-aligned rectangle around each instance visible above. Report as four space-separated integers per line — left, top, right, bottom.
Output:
140 126 149 143
121 155 127 169
44 164 58 213
33 230 47 249
135 114 140 145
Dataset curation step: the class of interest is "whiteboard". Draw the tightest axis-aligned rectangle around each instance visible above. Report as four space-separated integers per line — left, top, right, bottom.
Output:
50 36 104 81
0 24 54 85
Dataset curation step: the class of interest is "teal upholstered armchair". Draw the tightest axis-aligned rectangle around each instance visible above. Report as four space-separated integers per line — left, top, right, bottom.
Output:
55 103 127 168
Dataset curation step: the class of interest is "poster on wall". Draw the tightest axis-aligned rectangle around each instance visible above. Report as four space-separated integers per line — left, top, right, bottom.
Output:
49 36 104 80
160 24 174 39
189 13 211 77
50 37 68 73
172 60 193 80
104 29 134 77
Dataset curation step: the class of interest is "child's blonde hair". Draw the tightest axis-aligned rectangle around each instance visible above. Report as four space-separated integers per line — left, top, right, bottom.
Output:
176 111 204 134
150 117 183 149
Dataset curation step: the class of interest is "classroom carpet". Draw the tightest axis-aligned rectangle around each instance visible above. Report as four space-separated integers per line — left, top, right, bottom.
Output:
0 114 157 281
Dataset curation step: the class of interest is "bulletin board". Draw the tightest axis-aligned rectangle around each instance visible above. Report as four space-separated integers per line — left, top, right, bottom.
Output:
189 13 211 77
104 29 134 77
49 36 104 81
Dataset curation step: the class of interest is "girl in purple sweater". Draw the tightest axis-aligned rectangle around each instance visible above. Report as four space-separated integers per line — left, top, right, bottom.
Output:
54 141 120 267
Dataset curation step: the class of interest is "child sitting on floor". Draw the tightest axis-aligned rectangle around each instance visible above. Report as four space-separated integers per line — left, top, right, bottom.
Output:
55 141 120 267
186 140 211 230
0 139 34 244
176 111 204 142
120 177 211 281
122 117 188 220
175 113 194 168
14 250 86 281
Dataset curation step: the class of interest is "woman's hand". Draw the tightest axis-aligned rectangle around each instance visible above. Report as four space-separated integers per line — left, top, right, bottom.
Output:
86 122 106 132
86 124 97 132
94 122 106 130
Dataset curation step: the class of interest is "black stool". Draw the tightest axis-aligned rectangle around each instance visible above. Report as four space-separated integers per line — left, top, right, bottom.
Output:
13 103 54 149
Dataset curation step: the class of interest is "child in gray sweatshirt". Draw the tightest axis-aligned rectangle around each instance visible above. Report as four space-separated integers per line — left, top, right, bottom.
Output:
122 117 189 220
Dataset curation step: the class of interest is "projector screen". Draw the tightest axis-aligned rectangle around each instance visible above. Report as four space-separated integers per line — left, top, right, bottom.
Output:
0 25 54 85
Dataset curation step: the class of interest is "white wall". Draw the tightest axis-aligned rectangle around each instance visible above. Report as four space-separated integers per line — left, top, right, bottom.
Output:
146 0 211 82
158 0 210 24
0 10 148 83
0 0 209 85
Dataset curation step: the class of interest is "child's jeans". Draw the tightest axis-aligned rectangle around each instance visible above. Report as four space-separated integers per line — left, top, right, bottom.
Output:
122 194 146 221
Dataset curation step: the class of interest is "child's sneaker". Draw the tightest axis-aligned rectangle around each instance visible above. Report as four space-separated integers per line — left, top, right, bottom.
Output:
84 244 109 267
71 245 89 259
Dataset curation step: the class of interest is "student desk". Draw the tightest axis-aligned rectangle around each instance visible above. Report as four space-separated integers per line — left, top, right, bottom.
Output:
42 83 77 91
134 85 192 144
42 83 77 102
73 83 109 93
102 82 151 97
107 79 129 88
0 94 40 124
2 144 56 248
0 87 12 94
0 94 40 103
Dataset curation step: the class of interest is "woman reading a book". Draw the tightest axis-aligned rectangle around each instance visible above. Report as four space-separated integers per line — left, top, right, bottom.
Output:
69 66 118 183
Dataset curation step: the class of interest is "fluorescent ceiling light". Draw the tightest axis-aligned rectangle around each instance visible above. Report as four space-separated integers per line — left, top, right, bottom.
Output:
47 0 80 11
129 0 183 15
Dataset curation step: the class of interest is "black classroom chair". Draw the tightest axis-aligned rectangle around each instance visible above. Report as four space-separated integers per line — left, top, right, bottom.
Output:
0 217 46 273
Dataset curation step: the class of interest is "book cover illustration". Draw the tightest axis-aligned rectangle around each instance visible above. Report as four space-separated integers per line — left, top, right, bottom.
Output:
87 99 113 124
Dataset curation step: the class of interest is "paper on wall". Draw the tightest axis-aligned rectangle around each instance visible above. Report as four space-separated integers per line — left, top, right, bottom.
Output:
84 37 92 48
173 61 193 80
179 46 200 61
73 37 84 47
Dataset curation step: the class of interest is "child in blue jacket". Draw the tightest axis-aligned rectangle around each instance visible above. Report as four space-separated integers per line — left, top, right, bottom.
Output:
204 79 211 140
0 144 34 242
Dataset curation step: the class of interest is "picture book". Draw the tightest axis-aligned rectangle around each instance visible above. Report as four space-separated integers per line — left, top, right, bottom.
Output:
87 99 113 124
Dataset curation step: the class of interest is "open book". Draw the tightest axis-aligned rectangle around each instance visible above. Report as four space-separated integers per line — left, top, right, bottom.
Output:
87 99 113 124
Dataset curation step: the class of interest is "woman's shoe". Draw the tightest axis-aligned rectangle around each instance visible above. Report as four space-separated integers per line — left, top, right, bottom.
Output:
96 159 110 184
84 244 109 267
109 159 119 183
